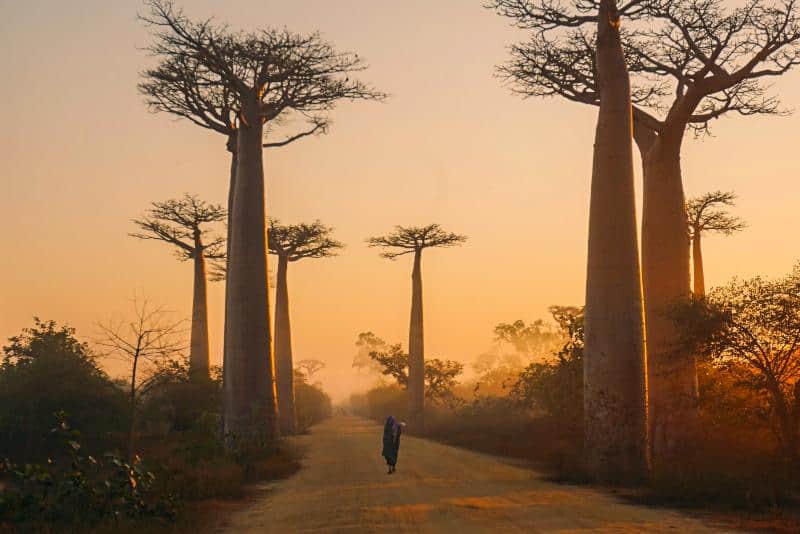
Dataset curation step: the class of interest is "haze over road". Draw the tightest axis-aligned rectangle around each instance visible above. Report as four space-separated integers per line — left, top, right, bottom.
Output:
218 416 731 533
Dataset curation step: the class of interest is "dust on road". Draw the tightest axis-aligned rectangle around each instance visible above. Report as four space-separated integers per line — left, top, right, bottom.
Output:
218 415 734 533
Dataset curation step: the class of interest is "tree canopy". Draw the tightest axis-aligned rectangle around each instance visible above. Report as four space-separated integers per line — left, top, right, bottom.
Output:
367 224 467 259
687 191 747 237
268 219 344 262
139 0 385 142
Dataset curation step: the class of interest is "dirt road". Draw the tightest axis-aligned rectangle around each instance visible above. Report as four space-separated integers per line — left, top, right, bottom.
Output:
218 416 733 533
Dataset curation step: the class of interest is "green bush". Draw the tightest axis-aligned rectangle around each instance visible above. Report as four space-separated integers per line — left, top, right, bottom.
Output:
0 413 176 529
0 319 129 462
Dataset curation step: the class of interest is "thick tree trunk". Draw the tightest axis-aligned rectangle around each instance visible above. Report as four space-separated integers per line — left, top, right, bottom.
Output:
583 0 648 483
408 249 425 432
641 136 698 465
274 255 296 434
692 230 705 296
189 239 210 379
223 108 278 443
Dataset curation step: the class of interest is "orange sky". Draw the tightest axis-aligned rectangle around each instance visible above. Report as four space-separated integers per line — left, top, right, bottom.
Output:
2 0 800 402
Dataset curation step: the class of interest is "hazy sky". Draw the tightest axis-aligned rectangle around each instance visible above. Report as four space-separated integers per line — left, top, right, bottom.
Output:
2 0 799 401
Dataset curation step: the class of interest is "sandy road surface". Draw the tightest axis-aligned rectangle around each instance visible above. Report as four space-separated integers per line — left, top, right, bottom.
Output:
218 416 734 533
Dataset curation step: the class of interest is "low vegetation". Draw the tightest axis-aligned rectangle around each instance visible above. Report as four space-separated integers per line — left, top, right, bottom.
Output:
0 319 331 532
351 270 800 513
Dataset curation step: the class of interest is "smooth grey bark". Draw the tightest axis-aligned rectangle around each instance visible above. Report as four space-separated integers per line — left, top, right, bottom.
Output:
639 136 698 464
692 230 705 296
583 0 648 483
274 254 296 435
408 249 425 432
223 106 278 442
189 234 211 378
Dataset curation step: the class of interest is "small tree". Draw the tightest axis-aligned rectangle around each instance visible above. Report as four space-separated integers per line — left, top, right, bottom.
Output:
96 299 185 462
674 268 800 464
353 331 387 374
686 191 746 296
369 345 464 405
493 319 561 361
296 359 326 380
268 219 343 434
368 225 467 431
140 0 384 442
130 194 225 379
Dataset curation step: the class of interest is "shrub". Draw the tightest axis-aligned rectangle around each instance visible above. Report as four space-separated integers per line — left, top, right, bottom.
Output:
0 413 176 529
0 319 129 462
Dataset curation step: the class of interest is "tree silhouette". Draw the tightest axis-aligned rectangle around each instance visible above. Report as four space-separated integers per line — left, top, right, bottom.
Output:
686 191 746 296
491 0 800 463
268 219 343 434
368 345 464 405
96 299 185 462
367 224 466 431
140 0 384 441
490 0 648 481
130 194 224 379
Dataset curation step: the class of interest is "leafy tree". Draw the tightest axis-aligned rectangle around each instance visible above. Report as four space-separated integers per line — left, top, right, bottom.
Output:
0 320 128 462
674 268 800 463
131 194 225 378
296 359 325 380
369 345 464 405
140 0 384 442
368 224 467 430
686 191 746 296
268 219 343 434
353 331 387 373
493 319 561 360
513 307 585 430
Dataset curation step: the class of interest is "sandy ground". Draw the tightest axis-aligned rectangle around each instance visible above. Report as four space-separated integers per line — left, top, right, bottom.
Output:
217 415 737 533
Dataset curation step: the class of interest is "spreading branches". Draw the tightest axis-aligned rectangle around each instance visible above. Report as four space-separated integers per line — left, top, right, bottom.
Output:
673 269 800 458
368 344 464 403
492 0 800 137
367 224 467 260
268 219 344 262
130 194 226 261
686 190 747 236
139 0 386 145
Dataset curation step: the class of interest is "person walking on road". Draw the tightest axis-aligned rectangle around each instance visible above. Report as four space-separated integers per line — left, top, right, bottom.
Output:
382 415 404 474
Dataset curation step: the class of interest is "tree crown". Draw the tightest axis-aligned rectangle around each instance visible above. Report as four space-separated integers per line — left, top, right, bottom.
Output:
139 0 385 146
686 190 747 236
367 224 467 259
268 219 344 262
130 194 226 261
491 0 800 138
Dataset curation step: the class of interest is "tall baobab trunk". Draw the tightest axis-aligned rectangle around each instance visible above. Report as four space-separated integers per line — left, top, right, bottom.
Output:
222 132 237 406
692 229 705 296
408 249 425 432
583 0 648 482
223 105 278 442
189 236 211 379
641 135 698 464
274 254 296 434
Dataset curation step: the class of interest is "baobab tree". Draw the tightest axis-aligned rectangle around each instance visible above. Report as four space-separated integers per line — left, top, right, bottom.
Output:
140 0 384 441
268 219 343 434
686 191 746 296
491 0 800 462
367 225 467 432
130 194 224 379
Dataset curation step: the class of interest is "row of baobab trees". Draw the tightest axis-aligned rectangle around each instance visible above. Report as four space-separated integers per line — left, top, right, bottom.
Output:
503 0 797 482
135 0 795 481
129 193 467 435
